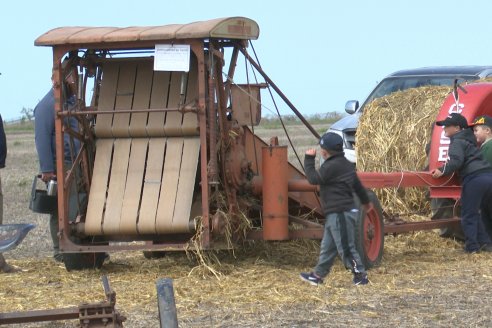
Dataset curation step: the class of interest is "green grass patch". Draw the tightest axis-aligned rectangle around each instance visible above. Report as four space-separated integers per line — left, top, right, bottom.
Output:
259 112 345 129
5 120 35 134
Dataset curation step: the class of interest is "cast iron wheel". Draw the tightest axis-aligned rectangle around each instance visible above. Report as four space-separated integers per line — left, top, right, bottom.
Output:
354 190 384 269
63 252 105 271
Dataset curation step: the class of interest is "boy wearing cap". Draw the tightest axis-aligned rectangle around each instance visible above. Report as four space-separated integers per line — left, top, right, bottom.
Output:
431 113 492 253
472 115 492 238
472 115 492 163
300 132 371 286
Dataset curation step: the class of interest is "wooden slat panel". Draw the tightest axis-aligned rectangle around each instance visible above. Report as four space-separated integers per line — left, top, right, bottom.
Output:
163 72 183 136
119 138 148 234
95 63 119 137
155 138 183 233
181 56 199 136
129 61 153 137
172 137 200 232
102 139 131 234
85 139 113 235
112 63 137 137
147 71 170 137
137 138 166 234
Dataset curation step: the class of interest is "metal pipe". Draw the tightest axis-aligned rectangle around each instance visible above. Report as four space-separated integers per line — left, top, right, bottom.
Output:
262 145 289 240
57 106 198 116
0 308 79 324
239 47 320 139
251 171 458 194
207 45 219 185
384 217 461 234
224 46 239 101
192 41 211 248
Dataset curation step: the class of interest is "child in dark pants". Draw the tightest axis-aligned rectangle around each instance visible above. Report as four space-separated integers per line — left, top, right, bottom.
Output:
471 114 492 239
300 132 372 286
431 113 492 253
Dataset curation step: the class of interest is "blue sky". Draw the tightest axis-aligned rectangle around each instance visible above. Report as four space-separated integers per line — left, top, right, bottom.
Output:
2 0 492 121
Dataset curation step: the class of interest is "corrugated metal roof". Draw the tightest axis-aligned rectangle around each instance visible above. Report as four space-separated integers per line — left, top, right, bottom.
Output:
35 17 259 46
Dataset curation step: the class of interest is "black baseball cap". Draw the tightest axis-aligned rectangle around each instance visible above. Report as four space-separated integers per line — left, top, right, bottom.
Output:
435 113 469 129
471 115 492 128
319 132 343 152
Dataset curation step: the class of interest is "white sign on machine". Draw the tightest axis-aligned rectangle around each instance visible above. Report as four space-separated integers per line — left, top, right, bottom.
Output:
154 44 190 72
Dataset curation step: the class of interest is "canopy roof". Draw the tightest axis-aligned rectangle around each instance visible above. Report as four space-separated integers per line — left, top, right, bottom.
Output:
35 17 259 47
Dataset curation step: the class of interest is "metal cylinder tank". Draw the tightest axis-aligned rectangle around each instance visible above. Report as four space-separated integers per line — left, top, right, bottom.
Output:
262 145 289 240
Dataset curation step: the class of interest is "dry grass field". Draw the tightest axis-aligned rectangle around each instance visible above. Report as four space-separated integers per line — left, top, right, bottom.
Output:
1 122 492 327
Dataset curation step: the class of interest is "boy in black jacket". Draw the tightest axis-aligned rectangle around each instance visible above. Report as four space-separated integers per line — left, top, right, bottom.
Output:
300 132 371 286
431 113 492 253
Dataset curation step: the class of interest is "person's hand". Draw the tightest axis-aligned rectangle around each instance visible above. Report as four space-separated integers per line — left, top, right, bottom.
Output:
41 172 56 183
431 168 443 179
305 148 316 156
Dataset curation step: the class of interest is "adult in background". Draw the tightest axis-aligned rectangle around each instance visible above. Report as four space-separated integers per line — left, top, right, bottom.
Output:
0 114 21 273
34 65 80 262
431 113 492 253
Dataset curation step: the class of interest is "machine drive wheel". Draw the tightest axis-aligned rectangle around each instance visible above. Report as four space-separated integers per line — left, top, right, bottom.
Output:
63 253 105 271
354 190 384 269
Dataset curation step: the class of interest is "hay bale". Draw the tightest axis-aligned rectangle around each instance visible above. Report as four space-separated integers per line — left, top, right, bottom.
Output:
356 86 452 216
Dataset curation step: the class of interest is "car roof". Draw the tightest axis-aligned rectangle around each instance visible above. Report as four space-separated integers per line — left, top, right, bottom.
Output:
388 66 492 78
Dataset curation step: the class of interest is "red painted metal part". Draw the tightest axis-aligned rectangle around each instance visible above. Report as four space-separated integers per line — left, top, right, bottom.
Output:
364 208 383 262
258 171 458 192
384 217 461 234
429 83 492 198
262 145 289 240
244 128 322 216
251 172 462 237
247 229 323 240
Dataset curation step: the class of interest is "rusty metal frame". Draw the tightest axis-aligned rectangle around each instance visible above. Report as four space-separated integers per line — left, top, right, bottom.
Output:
50 39 215 253
40 18 465 259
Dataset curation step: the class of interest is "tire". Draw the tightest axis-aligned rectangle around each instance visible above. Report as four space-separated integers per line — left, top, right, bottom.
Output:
63 252 105 271
354 190 384 269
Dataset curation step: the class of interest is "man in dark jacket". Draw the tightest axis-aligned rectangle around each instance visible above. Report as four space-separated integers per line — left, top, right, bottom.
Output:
300 132 371 286
34 87 81 262
0 114 20 272
431 113 492 253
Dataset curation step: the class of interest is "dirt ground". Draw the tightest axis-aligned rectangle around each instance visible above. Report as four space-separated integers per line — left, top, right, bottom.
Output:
2 129 492 328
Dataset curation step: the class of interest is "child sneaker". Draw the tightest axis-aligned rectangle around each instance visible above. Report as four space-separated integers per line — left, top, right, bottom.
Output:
353 273 369 285
300 272 323 286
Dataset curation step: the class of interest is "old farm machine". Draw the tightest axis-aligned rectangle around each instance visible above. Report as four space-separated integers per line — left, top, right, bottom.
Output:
34 17 482 271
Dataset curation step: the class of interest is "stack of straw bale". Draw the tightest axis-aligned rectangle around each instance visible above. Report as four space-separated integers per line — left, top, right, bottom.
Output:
356 86 452 216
